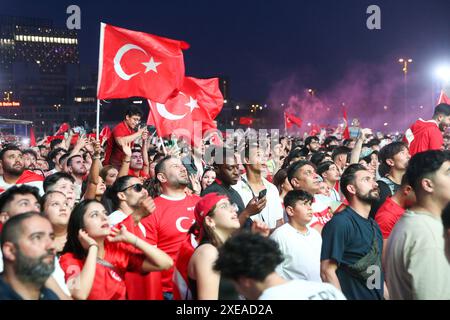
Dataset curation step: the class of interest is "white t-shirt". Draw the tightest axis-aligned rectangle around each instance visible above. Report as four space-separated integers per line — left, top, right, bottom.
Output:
53 257 71 296
259 279 346 300
0 176 44 196
108 210 146 236
108 210 128 227
232 174 284 229
270 223 322 282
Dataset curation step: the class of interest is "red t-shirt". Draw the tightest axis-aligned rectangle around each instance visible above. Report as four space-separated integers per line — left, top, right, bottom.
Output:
104 121 134 167
128 169 150 179
59 240 144 300
404 119 443 156
117 214 164 300
141 194 200 293
172 233 198 300
374 197 405 239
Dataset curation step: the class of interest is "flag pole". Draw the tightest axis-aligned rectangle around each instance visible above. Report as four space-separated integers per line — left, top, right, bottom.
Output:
96 100 101 141
160 136 168 155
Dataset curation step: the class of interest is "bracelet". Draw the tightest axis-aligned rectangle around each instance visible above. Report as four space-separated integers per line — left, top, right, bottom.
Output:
89 244 99 250
93 156 101 160
123 159 131 163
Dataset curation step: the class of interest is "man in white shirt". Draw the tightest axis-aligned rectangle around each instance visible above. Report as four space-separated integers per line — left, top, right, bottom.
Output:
233 143 284 230
270 190 322 282
214 232 346 300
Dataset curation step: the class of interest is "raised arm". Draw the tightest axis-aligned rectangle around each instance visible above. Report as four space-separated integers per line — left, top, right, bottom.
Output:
350 128 372 164
67 231 99 300
141 130 150 176
118 141 132 178
108 225 173 272
84 140 103 200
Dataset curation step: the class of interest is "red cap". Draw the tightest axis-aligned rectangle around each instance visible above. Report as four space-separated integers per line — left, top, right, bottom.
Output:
194 193 228 226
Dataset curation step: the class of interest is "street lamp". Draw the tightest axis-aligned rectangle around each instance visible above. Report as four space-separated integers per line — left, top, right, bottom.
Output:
435 65 450 86
398 58 413 129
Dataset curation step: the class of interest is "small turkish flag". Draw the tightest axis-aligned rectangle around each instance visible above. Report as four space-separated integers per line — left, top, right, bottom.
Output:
147 77 223 145
284 112 302 129
438 90 450 105
55 123 70 135
342 108 350 140
30 127 36 147
97 23 189 103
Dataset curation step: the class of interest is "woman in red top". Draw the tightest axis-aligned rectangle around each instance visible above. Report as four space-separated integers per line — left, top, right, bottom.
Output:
59 199 173 300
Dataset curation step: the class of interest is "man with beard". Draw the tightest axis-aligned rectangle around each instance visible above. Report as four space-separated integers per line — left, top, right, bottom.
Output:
0 212 59 299
141 156 200 300
105 176 162 300
385 150 450 299
320 164 385 300
304 136 321 154
66 155 87 202
0 145 44 195
404 103 450 156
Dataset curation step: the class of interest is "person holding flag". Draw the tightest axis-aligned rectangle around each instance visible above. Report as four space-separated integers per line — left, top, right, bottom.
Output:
104 107 147 169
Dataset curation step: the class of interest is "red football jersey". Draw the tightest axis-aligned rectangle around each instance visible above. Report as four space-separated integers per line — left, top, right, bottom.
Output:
141 194 200 293
404 119 443 156
104 121 134 167
116 214 164 300
59 240 144 300
375 197 405 239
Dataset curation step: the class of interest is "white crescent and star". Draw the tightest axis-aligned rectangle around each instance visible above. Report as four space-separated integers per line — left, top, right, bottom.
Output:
150 91 200 121
113 44 161 81
175 217 193 233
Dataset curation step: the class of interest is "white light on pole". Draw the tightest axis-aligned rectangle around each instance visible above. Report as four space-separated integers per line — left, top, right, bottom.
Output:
435 65 450 83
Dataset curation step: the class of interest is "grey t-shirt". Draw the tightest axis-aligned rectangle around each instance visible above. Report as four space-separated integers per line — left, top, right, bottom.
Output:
385 210 450 300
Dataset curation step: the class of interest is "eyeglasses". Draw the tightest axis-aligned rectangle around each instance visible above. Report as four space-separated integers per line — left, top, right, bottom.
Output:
120 183 144 193
217 202 239 212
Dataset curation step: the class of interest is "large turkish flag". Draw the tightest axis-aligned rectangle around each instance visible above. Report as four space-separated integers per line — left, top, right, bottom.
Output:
97 23 189 103
147 77 223 145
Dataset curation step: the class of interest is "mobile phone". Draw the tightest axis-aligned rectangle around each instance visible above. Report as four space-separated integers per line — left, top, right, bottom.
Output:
258 189 267 200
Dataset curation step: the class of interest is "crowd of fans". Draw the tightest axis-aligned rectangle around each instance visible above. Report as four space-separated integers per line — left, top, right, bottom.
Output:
1 103 450 300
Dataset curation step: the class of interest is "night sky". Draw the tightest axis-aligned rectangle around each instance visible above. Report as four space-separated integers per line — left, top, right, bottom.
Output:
2 0 450 130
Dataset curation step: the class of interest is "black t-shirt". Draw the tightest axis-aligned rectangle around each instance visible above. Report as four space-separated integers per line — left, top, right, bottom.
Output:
0 275 59 300
321 206 384 300
369 178 400 219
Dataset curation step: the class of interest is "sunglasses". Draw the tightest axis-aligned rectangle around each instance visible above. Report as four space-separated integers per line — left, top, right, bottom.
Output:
120 183 144 193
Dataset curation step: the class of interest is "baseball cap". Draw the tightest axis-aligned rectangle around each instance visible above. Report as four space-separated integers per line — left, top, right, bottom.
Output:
194 193 228 226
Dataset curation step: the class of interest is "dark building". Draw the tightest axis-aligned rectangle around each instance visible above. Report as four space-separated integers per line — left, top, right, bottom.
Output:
0 15 97 136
